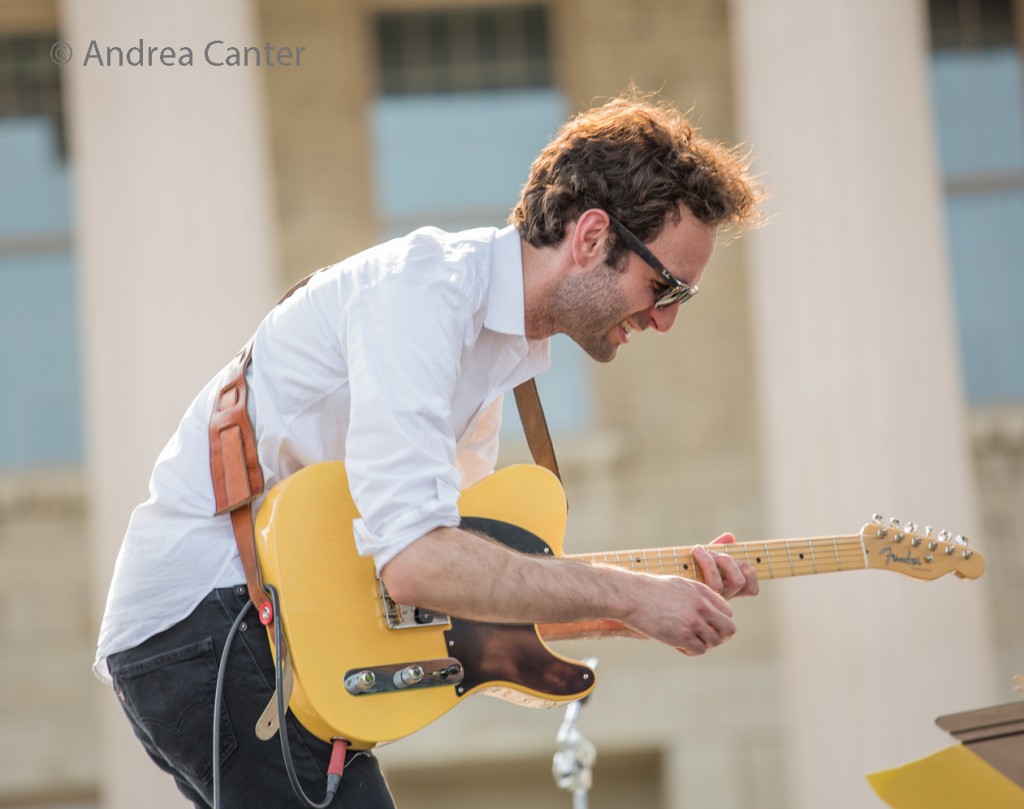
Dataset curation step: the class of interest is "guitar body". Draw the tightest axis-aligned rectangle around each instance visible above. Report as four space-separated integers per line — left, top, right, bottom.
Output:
253 462 595 749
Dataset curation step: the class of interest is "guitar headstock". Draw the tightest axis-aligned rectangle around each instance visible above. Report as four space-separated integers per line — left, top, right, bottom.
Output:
861 515 985 580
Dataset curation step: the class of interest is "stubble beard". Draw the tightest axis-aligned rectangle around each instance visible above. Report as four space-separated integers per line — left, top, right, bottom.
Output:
549 263 629 363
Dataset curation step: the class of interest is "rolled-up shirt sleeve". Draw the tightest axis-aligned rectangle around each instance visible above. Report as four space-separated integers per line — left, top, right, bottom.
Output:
343 265 478 573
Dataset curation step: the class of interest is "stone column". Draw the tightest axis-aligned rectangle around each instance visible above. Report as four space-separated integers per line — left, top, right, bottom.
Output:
59 1 279 806
729 1 997 807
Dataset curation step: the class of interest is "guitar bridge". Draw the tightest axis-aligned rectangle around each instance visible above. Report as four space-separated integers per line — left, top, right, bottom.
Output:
378 579 451 630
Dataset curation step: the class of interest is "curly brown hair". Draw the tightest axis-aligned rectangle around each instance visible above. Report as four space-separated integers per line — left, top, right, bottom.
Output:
510 94 764 267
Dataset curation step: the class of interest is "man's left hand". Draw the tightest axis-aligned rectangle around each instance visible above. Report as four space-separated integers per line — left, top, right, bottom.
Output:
692 534 759 599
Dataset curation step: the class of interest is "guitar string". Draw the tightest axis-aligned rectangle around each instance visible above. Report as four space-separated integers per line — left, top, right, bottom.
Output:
577 563 871 580
571 541 948 579
589 555 942 578
578 541 869 567
590 557 872 579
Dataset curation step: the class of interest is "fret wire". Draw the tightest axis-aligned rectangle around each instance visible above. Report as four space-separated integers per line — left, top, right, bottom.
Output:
685 549 695 580
643 551 870 564
640 545 870 562
585 537 871 578
857 532 868 569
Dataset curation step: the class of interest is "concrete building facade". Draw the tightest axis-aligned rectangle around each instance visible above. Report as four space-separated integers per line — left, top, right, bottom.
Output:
1 0 1020 807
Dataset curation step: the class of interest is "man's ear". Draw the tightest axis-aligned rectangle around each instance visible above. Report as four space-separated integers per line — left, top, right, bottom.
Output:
570 209 612 269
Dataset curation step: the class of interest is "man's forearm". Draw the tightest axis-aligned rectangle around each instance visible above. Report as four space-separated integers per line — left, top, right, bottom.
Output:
379 525 635 626
379 524 743 656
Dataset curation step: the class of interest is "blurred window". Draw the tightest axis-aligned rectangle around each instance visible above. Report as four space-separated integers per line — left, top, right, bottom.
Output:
0 33 82 468
370 5 593 439
928 0 1024 403
376 5 553 95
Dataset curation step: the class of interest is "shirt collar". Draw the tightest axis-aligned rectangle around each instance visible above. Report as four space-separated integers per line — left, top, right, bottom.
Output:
483 225 526 336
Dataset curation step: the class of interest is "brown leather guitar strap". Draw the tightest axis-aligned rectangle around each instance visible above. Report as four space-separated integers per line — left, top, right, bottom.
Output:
208 271 320 623
208 274 562 623
513 378 561 482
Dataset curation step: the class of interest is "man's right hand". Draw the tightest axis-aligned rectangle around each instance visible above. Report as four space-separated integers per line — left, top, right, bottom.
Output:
619 573 737 656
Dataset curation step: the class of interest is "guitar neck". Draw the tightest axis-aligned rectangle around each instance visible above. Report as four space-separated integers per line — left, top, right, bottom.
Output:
565 534 868 582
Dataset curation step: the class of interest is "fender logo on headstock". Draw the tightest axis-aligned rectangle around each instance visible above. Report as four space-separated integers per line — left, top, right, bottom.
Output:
862 515 985 581
879 547 923 567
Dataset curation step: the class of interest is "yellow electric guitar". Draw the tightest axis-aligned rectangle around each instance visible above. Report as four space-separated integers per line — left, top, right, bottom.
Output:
253 462 985 750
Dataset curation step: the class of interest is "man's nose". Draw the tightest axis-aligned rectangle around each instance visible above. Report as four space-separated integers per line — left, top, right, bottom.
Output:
649 301 679 333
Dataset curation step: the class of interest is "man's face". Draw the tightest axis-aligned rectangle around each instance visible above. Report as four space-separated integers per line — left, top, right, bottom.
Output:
558 206 717 362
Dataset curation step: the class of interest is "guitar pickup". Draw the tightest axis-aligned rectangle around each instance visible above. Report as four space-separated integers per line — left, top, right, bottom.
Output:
378 578 451 630
344 658 464 696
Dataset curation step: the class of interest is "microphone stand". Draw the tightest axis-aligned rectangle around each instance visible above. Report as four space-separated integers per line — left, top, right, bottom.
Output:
551 658 598 809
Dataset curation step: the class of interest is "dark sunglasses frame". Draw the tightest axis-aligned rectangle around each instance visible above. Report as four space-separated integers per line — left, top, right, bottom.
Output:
606 214 699 308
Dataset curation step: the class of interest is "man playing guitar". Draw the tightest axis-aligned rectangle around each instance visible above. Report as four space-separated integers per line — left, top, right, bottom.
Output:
95 92 764 808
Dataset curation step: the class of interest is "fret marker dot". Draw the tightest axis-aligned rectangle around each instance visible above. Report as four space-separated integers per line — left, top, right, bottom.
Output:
756 557 762 563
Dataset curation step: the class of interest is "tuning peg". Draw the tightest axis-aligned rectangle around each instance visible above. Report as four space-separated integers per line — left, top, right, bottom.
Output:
872 514 884 524
962 549 974 560
955 535 969 546
924 525 933 537
928 540 939 551
939 529 951 541
905 521 919 534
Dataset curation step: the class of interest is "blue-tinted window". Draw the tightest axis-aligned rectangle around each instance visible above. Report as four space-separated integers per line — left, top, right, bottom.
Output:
0 34 81 468
371 89 565 234
945 191 1024 400
932 49 1024 176
371 7 593 436
928 0 1024 403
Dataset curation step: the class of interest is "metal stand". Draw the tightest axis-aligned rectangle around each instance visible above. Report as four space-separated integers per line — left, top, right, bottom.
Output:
552 658 598 809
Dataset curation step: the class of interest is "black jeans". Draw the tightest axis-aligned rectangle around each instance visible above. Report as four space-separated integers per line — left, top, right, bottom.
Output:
107 585 396 808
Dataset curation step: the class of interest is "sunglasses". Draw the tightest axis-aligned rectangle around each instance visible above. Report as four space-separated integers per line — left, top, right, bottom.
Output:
607 214 699 308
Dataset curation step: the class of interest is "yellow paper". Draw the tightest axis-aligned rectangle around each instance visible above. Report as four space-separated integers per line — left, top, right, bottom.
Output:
867 744 1024 808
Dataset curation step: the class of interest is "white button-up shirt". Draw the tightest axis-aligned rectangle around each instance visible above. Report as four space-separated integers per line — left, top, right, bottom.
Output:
94 225 550 679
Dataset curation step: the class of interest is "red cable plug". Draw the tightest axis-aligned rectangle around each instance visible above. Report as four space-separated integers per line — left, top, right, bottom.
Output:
328 739 349 778
323 738 349 801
